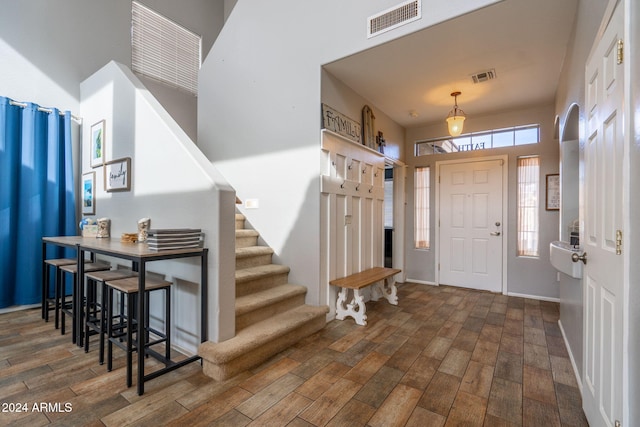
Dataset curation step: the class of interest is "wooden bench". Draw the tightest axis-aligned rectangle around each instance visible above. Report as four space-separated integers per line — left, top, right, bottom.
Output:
329 267 401 326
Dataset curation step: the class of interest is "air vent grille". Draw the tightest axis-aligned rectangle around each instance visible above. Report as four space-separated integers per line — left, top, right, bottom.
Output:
471 69 497 84
368 0 421 38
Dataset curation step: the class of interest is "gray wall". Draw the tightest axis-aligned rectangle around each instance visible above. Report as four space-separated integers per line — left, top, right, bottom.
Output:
404 104 561 300
321 70 405 161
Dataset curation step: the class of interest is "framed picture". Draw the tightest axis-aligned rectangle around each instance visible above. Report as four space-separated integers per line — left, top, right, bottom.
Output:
104 157 131 192
90 120 105 168
82 171 96 215
546 173 560 210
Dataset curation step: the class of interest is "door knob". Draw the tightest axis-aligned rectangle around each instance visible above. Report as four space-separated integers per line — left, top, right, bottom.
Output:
571 252 587 265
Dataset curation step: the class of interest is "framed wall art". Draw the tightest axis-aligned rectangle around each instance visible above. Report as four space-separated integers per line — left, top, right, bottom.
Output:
90 120 105 167
82 171 96 215
546 173 560 210
104 157 131 192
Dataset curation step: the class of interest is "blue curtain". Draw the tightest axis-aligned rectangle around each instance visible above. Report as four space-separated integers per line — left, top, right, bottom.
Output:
0 97 76 308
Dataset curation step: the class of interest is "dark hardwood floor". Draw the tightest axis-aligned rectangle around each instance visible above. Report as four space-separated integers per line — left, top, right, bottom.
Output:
0 283 588 426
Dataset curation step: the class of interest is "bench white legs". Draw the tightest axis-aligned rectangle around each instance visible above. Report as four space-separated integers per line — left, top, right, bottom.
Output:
335 276 398 326
336 288 368 326
371 276 399 306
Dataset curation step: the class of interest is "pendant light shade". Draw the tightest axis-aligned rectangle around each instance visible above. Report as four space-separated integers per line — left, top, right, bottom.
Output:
446 91 466 137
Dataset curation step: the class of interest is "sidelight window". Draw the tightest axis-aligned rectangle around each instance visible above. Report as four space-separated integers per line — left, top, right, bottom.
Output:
517 156 540 257
414 166 430 249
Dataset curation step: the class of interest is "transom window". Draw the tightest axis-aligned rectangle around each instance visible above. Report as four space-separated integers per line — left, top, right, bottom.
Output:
415 124 540 156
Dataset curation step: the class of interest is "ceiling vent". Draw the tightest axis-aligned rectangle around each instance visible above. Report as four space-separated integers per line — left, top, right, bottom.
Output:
367 0 421 38
471 69 497 84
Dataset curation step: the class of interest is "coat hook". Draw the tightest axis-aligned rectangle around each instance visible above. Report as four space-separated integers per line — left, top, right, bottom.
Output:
340 180 346 189
362 167 367 174
348 162 353 170
356 184 360 191
369 186 373 193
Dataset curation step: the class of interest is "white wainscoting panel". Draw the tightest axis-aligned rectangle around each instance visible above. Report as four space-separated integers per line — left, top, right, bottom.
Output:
321 130 385 318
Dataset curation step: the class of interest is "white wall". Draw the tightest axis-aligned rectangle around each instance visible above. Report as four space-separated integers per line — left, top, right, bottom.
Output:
198 0 501 306
0 0 224 141
404 104 560 300
134 0 225 141
80 62 236 350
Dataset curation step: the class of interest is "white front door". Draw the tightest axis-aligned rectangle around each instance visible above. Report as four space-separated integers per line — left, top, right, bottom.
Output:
438 159 504 292
582 1 624 425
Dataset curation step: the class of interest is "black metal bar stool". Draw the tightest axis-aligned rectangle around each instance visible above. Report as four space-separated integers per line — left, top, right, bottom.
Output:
59 261 111 344
105 276 172 387
42 258 76 326
83 269 137 364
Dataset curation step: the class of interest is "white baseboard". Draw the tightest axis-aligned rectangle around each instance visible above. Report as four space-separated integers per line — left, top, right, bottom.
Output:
506 291 560 303
405 278 437 286
0 303 39 315
558 319 583 396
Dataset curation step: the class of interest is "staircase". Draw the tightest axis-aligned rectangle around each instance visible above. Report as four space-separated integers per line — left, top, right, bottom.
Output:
199 213 328 381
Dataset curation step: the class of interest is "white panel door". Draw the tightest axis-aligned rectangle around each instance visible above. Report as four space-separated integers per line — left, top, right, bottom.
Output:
439 159 503 292
582 2 624 426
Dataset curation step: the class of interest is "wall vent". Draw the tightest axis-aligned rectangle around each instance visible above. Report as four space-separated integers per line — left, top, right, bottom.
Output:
367 0 421 38
471 69 497 84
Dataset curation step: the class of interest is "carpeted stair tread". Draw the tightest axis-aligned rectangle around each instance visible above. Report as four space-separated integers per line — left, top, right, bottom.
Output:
235 214 246 229
200 305 329 364
236 246 274 259
236 229 259 238
236 284 306 316
235 264 290 284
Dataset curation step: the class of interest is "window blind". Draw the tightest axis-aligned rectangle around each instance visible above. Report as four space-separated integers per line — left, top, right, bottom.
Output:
517 156 540 257
414 166 430 249
132 1 201 95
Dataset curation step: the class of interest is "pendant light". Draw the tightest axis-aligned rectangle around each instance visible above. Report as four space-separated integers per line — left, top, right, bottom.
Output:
446 91 466 137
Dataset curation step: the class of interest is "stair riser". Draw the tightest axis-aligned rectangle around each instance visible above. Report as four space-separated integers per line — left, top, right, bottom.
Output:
201 314 327 381
236 253 273 270
235 219 245 230
236 294 306 331
236 273 289 297
236 235 258 248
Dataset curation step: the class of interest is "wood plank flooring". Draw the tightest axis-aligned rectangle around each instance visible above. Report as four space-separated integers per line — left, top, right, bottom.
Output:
0 283 588 426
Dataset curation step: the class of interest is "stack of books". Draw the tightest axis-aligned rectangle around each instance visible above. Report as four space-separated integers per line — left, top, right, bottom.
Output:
146 228 203 252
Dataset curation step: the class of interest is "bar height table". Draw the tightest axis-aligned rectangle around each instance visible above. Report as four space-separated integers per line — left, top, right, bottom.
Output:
43 236 208 395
